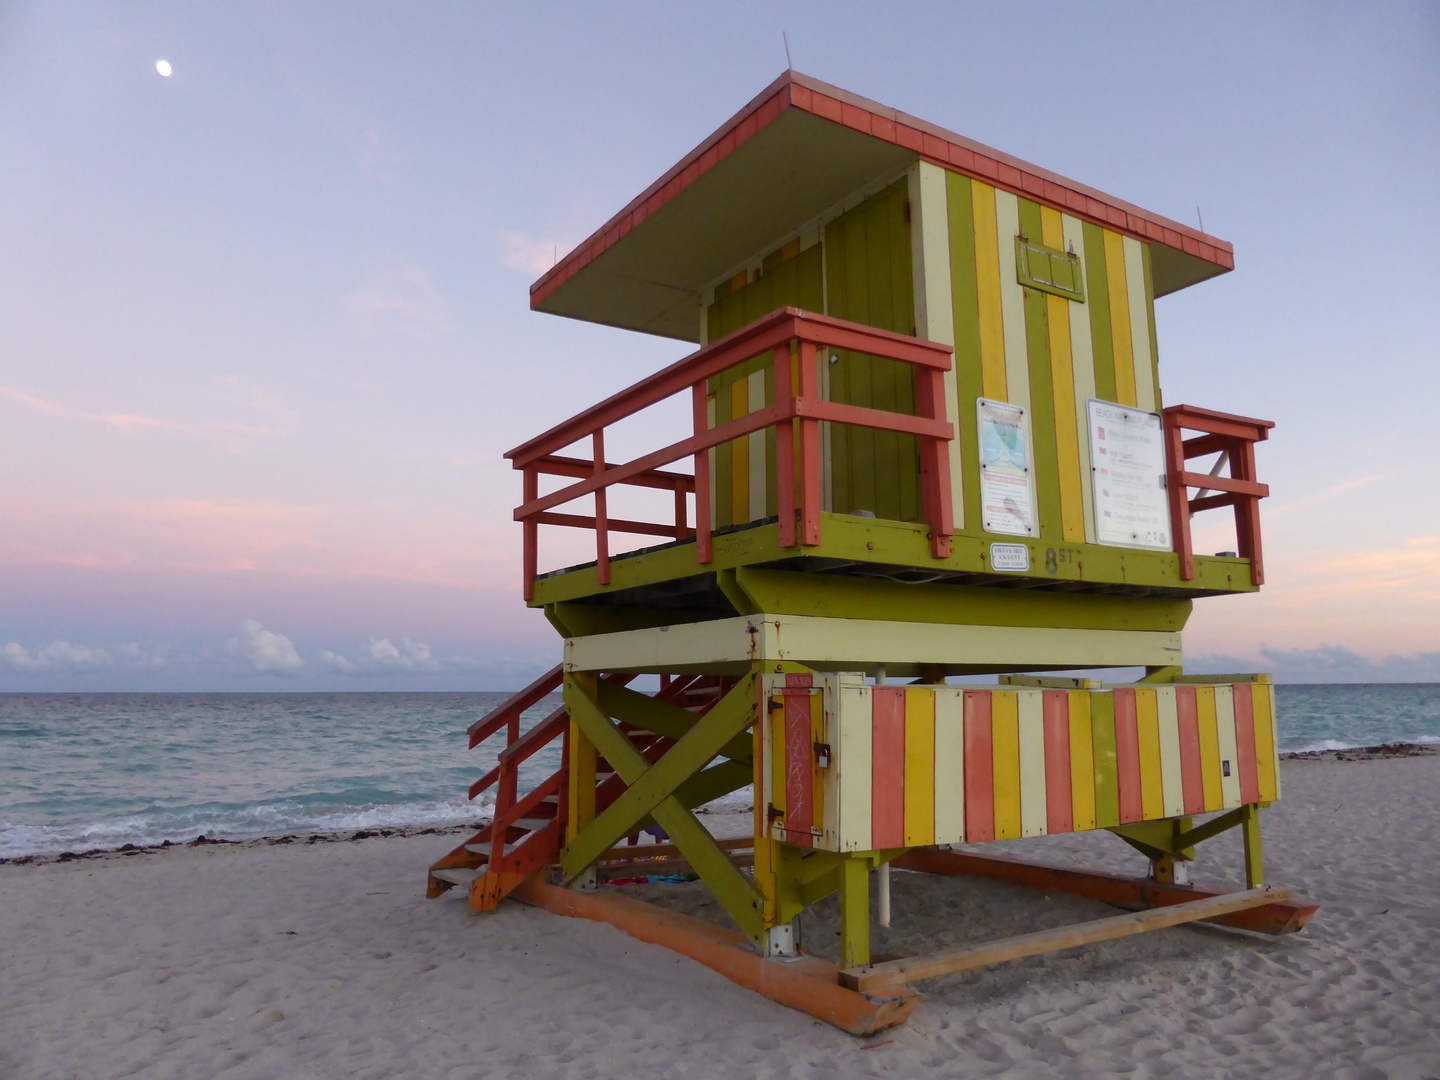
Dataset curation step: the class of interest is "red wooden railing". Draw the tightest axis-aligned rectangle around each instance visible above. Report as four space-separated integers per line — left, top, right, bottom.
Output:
1163 405 1273 586
505 307 956 600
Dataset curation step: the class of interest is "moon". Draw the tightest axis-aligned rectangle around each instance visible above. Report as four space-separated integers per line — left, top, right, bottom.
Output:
156 59 172 77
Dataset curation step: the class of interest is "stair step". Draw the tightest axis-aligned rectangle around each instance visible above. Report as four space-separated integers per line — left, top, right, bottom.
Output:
430 867 481 887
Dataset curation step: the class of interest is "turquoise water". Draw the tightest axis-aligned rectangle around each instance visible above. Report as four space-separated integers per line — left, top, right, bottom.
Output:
2 685 1436 857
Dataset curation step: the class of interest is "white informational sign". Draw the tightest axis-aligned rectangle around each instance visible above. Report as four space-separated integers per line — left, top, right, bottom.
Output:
989 543 1030 571
1086 400 1171 550
977 398 1035 537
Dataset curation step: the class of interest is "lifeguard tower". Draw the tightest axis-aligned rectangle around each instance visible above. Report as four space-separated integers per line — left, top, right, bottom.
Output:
428 72 1314 1033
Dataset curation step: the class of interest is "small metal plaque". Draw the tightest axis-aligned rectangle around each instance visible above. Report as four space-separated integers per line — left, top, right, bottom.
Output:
990 543 1030 571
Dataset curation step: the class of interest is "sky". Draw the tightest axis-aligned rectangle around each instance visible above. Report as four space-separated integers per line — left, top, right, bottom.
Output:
1 2 1437 690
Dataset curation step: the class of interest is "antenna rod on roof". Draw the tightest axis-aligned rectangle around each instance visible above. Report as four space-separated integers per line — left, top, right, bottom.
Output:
783 31 793 70
1197 207 1205 233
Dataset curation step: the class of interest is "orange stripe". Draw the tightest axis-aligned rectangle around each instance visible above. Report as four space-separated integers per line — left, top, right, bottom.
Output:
1176 686 1205 815
1113 688 1144 824
1042 690 1073 834
1232 684 1261 804
871 688 906 849
783 674 814 848
963 692 995 843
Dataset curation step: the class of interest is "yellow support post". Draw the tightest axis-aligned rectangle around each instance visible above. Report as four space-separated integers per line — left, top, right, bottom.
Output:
1242 803 1264 888
565 674 599 845
840 855 871 969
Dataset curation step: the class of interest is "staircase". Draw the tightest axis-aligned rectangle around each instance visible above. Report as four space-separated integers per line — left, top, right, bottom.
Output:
427 667 729 912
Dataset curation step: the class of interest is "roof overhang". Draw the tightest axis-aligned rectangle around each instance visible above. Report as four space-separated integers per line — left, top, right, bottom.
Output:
532 71 1235 342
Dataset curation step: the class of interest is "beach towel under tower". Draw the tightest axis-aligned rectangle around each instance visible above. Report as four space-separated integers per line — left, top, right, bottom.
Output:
428 71 1314 1034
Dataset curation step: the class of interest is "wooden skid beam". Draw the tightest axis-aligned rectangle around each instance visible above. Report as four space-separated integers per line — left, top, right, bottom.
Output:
510 875 919 1036
841 886 1290 993
893 849 1317 936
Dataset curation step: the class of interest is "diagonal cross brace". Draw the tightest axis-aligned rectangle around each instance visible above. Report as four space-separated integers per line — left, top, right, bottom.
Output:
563 673 764 941
598 680 754 764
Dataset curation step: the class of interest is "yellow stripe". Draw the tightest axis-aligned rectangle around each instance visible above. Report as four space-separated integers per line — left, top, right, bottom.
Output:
837 680 872 852
1061 214 1098 544
992 691 1022 839
1122 237 1156 412
994 190 1030 410
1155 687 1186 819
1102 229 1136 406
903 688 936 846
730 378 749 522
1253 682 1279 802
970 180 1007 400
1215 686 1243 809
1041 208 1085 542
1135 688 1165 821
1018 689 1048 836
1068 690 1096 831
932 689 966 843
1196 686 1222 812
747 369 767 520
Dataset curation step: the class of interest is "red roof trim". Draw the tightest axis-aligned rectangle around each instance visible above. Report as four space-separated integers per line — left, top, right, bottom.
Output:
530 71 1234 309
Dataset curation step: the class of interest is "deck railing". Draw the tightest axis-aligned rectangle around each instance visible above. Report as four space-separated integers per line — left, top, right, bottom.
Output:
506 307 956 600
1163 405 1273 585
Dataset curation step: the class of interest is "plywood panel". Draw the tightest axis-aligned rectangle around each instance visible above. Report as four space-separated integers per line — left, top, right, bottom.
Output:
1253 682 1279 802
1102 229 1136 407
1067 689 1097 831
1215 686 1243 809
964 691 995 842
992 690 1022 840
993 189 1031 412
1196 686 1223 813
1123 236 1156 412
1018 689 1048 837
1155 686 1186 819
871 687 907 849
904 688 936 847
837 681 872 851
970 180 1007 401
933 689 966 844
1042 690 1074 835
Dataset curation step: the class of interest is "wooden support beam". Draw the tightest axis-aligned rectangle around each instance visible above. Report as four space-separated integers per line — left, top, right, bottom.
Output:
840 856 871 970
597 836 753 864
510 875 919 1036
892 849 1316 936
841 886 1290 992
563 672 766 941
562 676 758 877
598 679 754 764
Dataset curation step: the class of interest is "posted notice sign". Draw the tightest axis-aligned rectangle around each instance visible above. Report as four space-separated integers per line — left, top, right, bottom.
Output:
978 398 1035 537
1087 400 1171 550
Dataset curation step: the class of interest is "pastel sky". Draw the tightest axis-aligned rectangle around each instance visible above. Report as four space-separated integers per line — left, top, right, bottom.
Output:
2 3 1437 690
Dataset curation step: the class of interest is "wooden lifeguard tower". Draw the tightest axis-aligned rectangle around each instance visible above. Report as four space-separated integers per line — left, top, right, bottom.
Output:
428 71 1314 1033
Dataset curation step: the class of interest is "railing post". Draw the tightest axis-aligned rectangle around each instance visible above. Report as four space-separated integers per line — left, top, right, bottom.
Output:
674 478 688 539
795 340 822 546
692 382 713 564
916 366 954 558
593 430 610 586
1163 411 1196 581
522 466 538 602
773 343 796 548
1233 439 1264 585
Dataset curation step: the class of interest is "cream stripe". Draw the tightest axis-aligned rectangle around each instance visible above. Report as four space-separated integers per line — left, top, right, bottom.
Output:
933 688 966 844
1123 237 1156 412
912 162 965 530
837 679 872 852
993 189 1031 412
1061 214 1098 545
747 369 766 521
819 675 841 847
1215 686 1243 809
1155 686 1185 819
1018 689 1048 837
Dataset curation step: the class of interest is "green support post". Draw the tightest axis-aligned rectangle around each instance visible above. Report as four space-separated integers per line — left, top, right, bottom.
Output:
840 855 871 969
1242 803 1264 888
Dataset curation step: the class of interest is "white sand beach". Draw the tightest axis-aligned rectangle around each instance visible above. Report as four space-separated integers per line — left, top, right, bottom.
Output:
4 754 1439 1080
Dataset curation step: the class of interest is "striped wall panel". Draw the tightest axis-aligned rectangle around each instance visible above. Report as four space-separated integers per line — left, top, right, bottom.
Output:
761 677 1280 853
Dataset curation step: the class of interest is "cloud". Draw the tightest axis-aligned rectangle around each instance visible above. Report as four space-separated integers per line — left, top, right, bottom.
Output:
499 229 565 276
319 636 441 674
0 383 185 434
0 640 167 673
228 619 303 674
1188 645 1440 683
347 266 450 340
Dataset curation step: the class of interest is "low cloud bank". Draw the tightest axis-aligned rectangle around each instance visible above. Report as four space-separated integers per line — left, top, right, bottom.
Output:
1190 644 1440 683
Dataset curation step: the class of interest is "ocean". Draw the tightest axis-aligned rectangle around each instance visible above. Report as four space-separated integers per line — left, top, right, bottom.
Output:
2 684 1437 858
